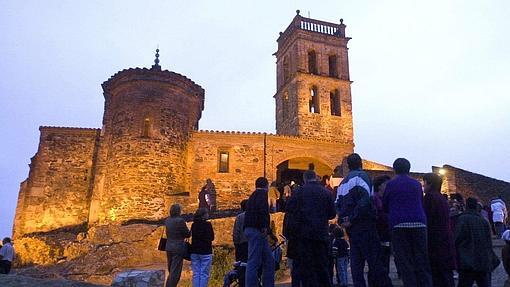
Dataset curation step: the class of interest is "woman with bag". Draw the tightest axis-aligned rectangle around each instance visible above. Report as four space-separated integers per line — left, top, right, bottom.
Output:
190 208 215 287
165 204 191 287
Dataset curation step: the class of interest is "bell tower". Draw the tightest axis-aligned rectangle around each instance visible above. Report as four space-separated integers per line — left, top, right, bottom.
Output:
274 10 353 144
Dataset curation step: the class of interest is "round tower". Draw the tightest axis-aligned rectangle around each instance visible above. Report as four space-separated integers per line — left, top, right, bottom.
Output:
94 50 204 223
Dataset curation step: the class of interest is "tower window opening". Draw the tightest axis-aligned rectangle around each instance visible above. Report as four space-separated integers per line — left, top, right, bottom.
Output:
330 90 341 116
218 151 229 173
283 56 290 83
142 117 151 137
309 87 319 114
328 55 338 78
308 50 318 75
282 91 289 119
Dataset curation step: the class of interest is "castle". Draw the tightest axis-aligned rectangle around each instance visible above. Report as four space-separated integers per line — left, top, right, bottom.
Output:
12 12 510 276
13 11 365 237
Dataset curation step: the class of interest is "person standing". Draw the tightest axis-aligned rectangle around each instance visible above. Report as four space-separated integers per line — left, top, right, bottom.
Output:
337 153 390 287
449 193 465 231
190 208 214 287
244 177 275 287
0 237 14 274
455 197 499 287
286 170 336 287
322 175 336 200
501 230 510 287
198 186 210 210
268 182 279 213
422 173 456 287
164 204 191 287
331 226 350 287
283 196 302 287
383 158 432 287
491 196 507 237
372 175 393 286
233 199 249 287
203 179 217 212
283 181 294 200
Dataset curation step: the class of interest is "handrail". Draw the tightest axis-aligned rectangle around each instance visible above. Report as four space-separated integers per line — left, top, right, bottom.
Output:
278 15 346 45
299 18 339 36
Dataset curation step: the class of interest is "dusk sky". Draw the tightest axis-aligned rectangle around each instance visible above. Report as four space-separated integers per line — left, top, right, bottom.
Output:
1 1 509 237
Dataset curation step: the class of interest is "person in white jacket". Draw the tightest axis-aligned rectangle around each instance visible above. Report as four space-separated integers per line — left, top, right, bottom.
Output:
491 196 507 237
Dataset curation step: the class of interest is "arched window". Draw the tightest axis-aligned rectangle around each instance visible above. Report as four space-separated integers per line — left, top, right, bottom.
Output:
283 56 290 83
282 91 289 119
328 55 338 78
330 89 341 116
142 117 151 137
308 50 318 75
309 86 319 114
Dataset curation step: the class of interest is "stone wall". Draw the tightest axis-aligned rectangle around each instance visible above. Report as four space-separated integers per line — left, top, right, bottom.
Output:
14 127 100 237
187 131 353 210
293 73 353 142
436 165 510 205
87 68 204 225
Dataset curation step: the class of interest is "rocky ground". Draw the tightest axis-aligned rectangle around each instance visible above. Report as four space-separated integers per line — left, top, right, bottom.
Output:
0 274 105 287
4 238 508 286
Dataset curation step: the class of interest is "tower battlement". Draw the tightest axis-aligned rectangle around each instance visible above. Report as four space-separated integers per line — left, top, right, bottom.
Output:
277 10 348 45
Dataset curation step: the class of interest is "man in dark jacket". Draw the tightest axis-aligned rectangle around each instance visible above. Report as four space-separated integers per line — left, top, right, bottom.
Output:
336 153 390 287
286 170 336 287
455 197 498 287
422 173 455 287
244 177 274 287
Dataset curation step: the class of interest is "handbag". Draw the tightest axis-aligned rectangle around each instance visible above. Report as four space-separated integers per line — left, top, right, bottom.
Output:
157 228 167 251
183 240 192 261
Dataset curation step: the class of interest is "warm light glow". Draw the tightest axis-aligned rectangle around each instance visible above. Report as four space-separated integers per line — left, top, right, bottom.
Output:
438 168 446 176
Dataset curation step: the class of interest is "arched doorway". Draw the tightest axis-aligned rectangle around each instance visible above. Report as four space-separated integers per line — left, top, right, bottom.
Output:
276 157 333 185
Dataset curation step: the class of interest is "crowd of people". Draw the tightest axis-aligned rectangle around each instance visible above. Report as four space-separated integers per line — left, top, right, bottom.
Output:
160 153 509 287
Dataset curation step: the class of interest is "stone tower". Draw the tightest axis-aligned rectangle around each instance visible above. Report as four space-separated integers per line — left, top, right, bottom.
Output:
88 50 205 224
274 11 353 144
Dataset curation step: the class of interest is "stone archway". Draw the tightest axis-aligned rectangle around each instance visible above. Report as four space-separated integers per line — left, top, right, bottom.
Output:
275 157 333 185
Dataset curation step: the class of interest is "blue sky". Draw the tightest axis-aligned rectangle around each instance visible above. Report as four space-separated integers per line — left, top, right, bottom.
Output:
1 0 509 237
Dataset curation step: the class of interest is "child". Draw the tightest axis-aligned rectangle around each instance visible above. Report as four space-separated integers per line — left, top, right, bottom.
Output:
331 226 349 287
502 230 510 286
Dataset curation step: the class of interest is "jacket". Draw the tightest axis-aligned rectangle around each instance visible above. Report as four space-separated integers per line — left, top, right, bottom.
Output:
244 188 270 230
373 192 391 243
286 181 336 242
165 216 191 253
383 175 427 228
336 169 376 234
423 191 456 270
191 219 214 255
233 212 248 244
491 198 507 223
454 209 496 272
